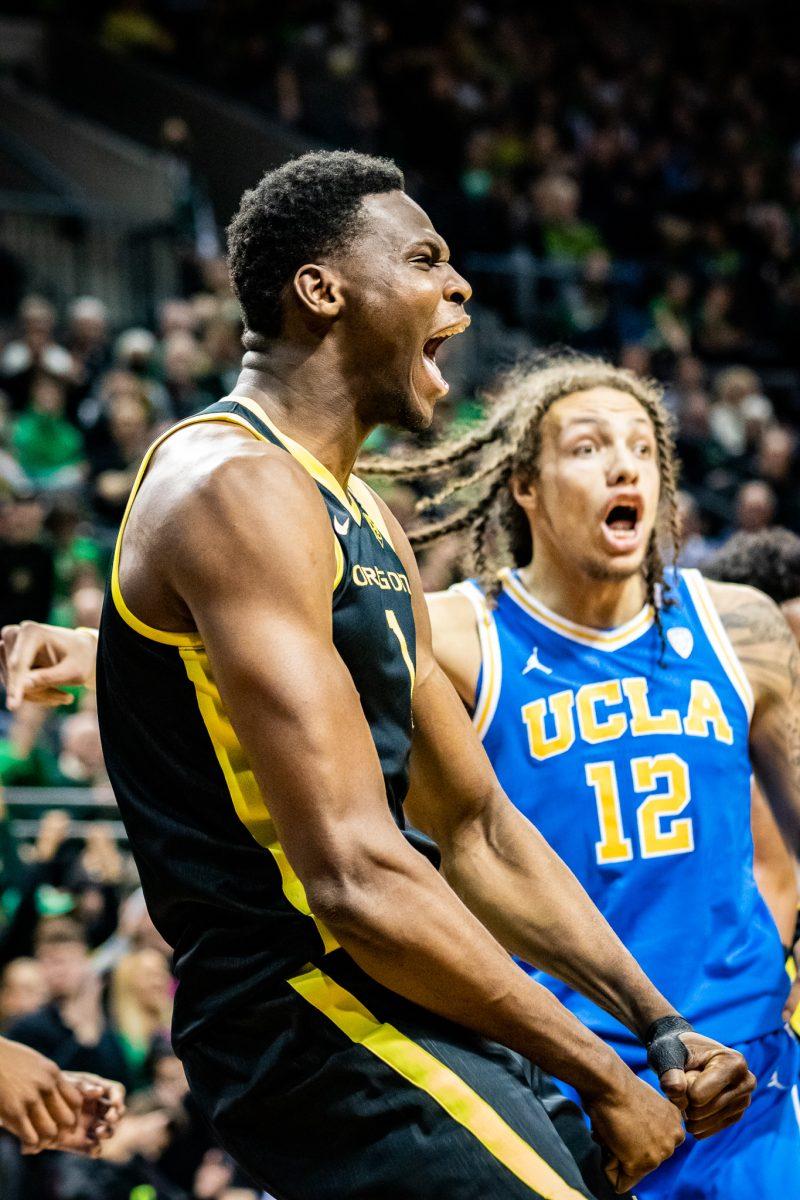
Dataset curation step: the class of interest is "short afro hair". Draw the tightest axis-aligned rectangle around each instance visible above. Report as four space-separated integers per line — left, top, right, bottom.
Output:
702 527 800 604
227 150 404 338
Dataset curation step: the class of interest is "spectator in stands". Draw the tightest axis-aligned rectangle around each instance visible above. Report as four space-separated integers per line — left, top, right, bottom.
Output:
89 383 155 528
531 174 605 263
0 296 74 411
647 273 694 357
108 949 173 1094
0 958 48 1030
676 491 716 569
733 479 777 534
10 917 132 1088
709 366 772 456
752 425 800 532
66 298 112 403
0 492 54 628
12 372 86 491
160 331 215 419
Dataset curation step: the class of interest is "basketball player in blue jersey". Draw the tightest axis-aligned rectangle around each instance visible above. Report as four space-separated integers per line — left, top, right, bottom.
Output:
401 353 800 1199
0 156 754 1199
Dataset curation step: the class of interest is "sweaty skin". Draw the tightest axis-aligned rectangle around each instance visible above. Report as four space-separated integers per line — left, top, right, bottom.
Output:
0 199 756 1192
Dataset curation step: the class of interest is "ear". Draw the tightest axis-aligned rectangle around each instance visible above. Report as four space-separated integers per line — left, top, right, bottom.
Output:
510 472 537 519
293 264 345 323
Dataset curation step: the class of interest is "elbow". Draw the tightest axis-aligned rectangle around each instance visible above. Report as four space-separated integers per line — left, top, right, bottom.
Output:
303 842 416 943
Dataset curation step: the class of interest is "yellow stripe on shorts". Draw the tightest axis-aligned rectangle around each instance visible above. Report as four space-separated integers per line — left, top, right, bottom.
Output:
287 965 587 1200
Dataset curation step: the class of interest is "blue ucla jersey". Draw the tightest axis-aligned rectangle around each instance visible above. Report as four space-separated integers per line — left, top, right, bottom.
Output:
454 567 790 1068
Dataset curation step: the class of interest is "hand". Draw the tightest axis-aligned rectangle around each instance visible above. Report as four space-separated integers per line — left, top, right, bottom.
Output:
193 1148 235 1199
0 1037 83 1153
100 1110 171 1164
583 1066 685 1193
52 1073 126 1157
782 943 800 1025
0 622 98 709
33 808 71 863
82 823 123 885
661 1032 755 1139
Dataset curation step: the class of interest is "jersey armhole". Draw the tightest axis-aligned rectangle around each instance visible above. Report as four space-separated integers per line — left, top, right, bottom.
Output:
681 568 755 720
448 581 502 740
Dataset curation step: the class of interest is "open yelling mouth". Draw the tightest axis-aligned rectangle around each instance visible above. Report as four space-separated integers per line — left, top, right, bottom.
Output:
419 319 470 396
601 493 644 553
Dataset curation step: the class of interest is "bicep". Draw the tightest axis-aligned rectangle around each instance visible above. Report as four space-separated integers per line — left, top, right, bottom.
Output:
173 463 406 886
404 659 499 843
376 510 499 842
712 582 800 852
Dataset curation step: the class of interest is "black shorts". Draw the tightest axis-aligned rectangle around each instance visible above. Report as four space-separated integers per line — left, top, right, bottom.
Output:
181 950 628 1200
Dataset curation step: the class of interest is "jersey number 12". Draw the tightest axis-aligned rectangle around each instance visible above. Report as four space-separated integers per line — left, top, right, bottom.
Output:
585 753 694 864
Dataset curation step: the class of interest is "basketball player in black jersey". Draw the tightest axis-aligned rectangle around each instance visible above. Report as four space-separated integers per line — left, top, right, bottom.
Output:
1 153 754 1199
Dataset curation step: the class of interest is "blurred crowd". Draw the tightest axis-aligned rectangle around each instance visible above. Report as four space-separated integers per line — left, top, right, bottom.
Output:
0 806 261 1199
87 0 800 375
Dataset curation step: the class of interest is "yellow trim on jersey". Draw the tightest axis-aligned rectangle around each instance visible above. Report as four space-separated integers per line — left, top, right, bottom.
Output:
449 581 502 740
111 409 347 644
287 965 586 1200
501 569 654 651
683 570 754 718
180 647 339 956
333 535 345 591
788 952 800 1036
347 475 396 550
111 411 267 646
231 394 362 523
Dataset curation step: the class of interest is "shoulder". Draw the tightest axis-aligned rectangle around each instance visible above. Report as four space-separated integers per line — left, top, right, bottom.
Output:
155 425 332 563
130 424 336 609
704 577 799 702
426 588 482 707
426 588 479 638
704 577 789 644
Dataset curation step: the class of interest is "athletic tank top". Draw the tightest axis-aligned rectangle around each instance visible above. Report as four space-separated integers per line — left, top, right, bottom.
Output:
96 398 417 1048
453 568 789 1068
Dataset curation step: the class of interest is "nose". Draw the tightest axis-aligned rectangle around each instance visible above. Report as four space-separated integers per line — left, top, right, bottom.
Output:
444 267 472 306
608 441 639 485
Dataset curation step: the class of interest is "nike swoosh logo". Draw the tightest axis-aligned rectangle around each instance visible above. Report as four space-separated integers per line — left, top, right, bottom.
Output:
333 515 350 536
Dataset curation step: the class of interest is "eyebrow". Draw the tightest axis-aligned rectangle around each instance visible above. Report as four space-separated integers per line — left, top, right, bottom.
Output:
560 415 654 434
409 235 450 259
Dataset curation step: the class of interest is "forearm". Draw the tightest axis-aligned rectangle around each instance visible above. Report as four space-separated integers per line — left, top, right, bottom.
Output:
315 841 632 1101
441 797 677 1040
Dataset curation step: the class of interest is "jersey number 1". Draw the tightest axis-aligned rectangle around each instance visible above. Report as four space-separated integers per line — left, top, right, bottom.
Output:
585 753 694 865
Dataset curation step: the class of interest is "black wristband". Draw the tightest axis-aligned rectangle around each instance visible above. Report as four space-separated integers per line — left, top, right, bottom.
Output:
645 1015 692 1076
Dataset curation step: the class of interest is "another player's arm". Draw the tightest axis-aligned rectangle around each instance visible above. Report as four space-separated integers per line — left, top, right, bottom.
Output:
165 453 688 1188
409 546 755 1135
709 579 800 1014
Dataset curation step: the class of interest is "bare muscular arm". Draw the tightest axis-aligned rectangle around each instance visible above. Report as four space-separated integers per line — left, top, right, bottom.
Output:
709 579 800 1014
708 581 800 855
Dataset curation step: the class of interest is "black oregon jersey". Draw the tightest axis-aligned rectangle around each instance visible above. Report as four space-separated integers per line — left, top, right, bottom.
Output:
96 397 417 1047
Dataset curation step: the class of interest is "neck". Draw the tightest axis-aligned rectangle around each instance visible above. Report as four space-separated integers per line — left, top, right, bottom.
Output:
519 548 648 630
233 342 374 488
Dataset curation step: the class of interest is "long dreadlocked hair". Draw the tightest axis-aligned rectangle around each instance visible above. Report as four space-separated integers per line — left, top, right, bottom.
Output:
361 350 681 622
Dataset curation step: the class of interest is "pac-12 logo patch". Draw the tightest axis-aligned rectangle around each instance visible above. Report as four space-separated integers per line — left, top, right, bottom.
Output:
667 627 693 659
